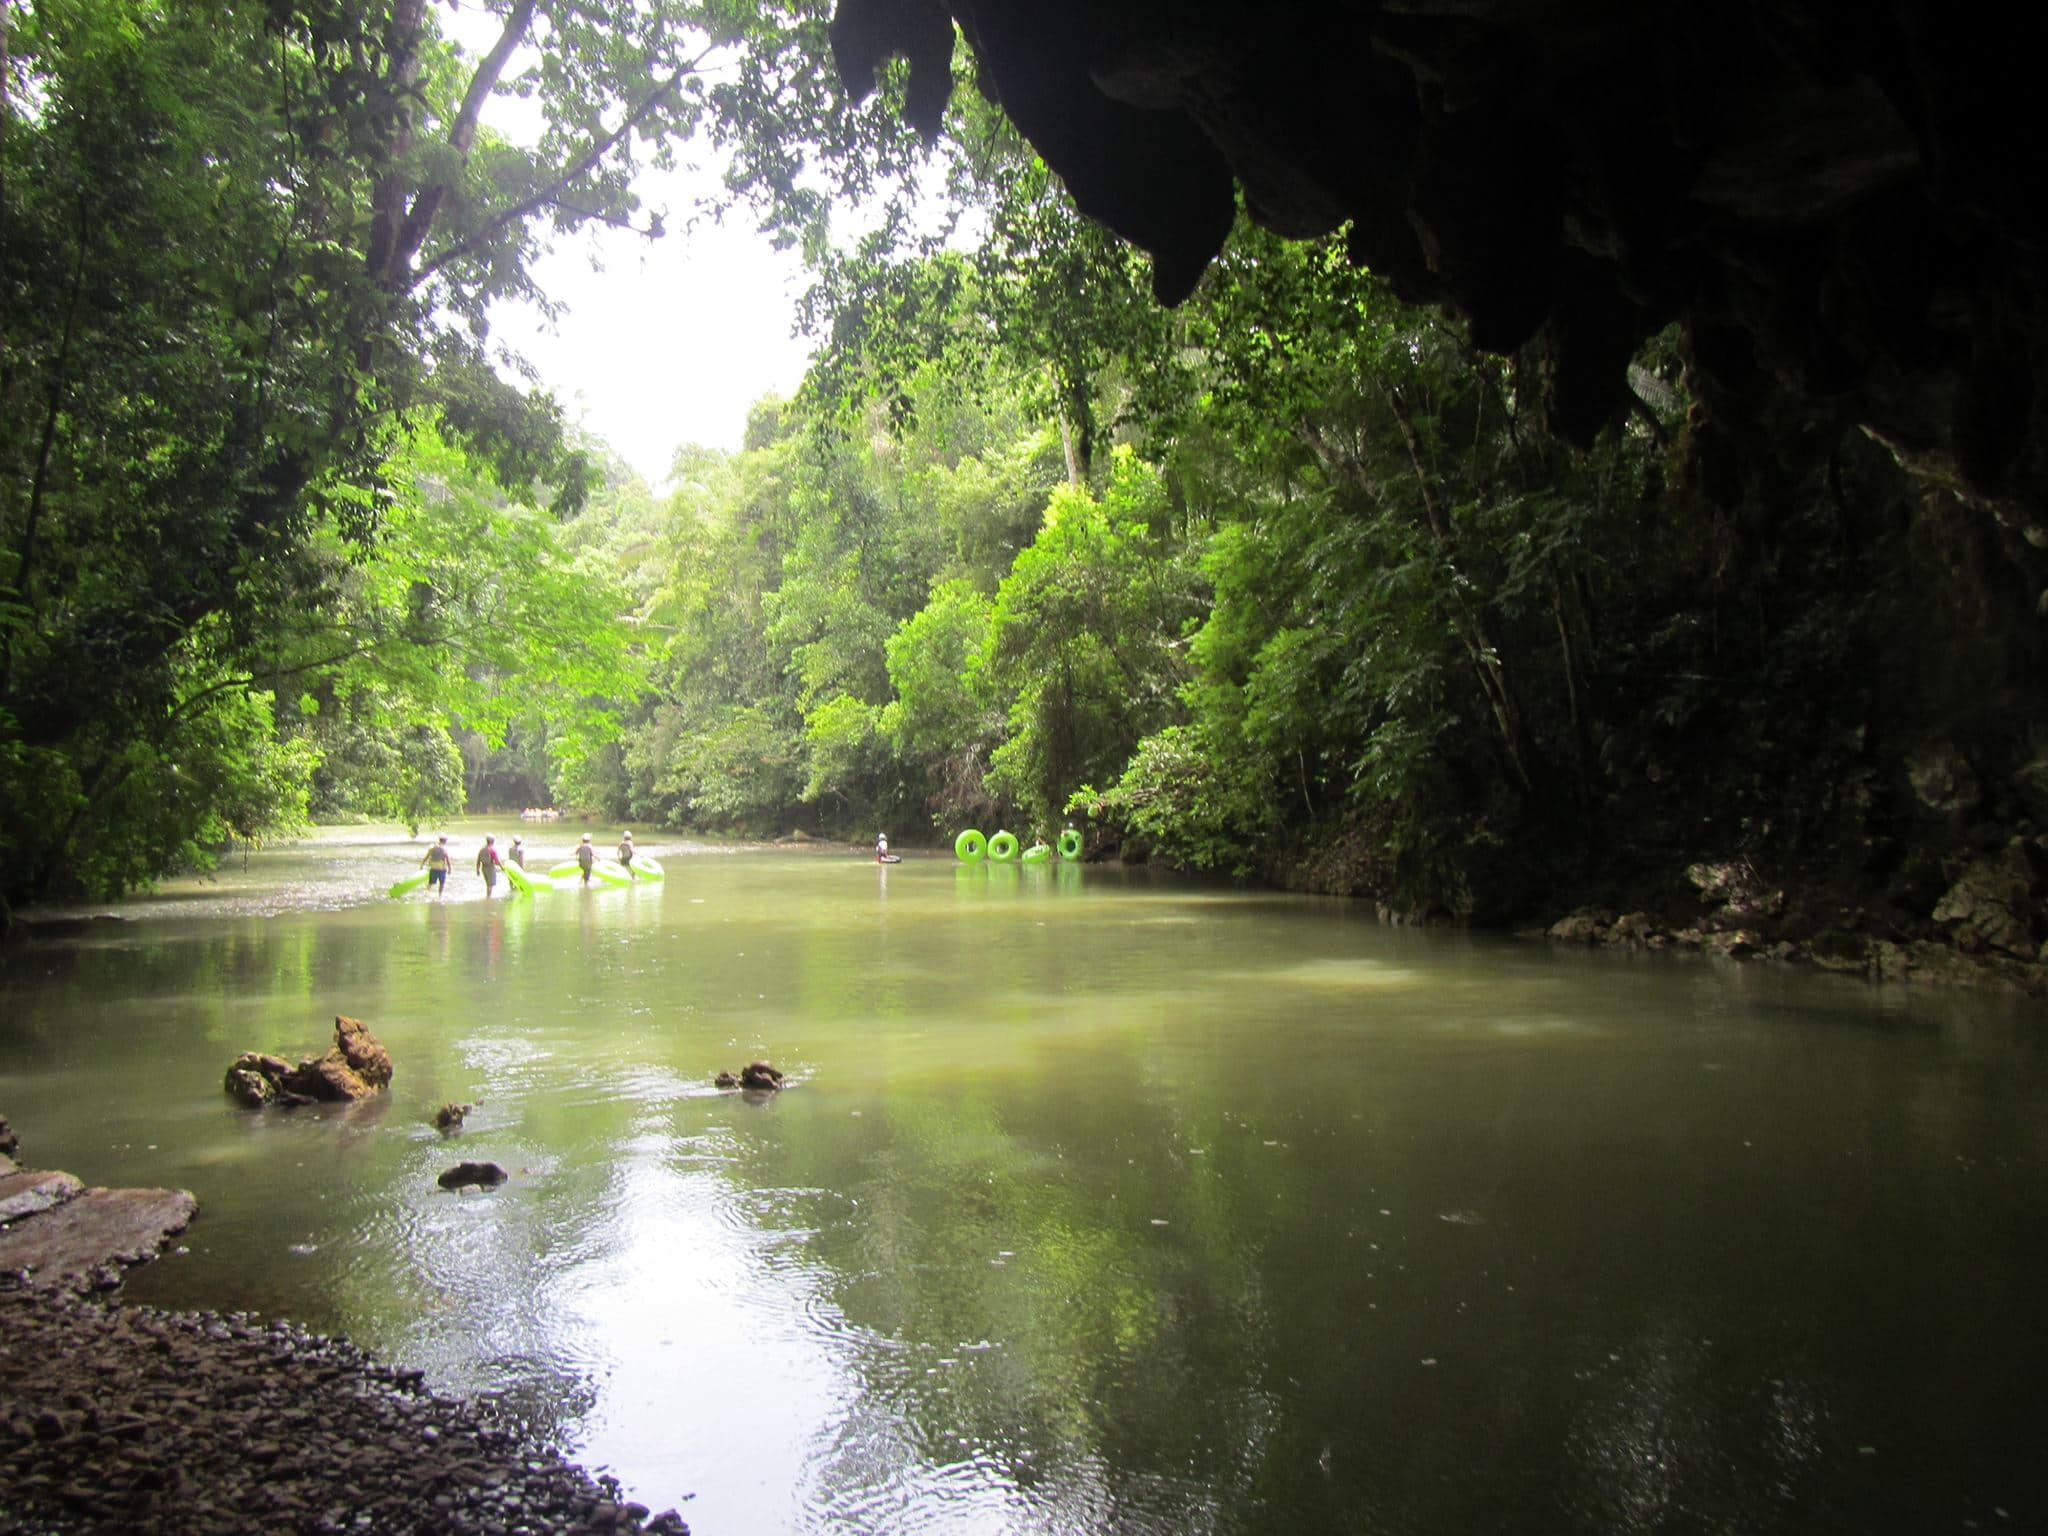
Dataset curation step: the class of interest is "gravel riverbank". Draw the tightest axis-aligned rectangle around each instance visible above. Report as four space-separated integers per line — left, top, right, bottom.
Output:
0 1283 690 1536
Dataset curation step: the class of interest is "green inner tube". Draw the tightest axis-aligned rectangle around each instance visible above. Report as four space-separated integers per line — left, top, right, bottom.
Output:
387 870 430 899
1020 843 1052 864
500 861 545 896
1057 829 1083 860
547 857 630 885
987 830 1020 862
630 854 665 881
954 829 986 863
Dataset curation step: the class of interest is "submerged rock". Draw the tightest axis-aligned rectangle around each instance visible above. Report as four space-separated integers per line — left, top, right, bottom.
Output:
714 1060 786 1092
433 1102 473 1134
436 1161 507 1192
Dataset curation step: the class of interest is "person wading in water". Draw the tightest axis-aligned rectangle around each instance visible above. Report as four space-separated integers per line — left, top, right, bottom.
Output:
475 835 505 898
420 836 453 901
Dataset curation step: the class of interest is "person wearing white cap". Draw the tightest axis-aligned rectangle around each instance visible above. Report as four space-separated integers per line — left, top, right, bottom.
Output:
616 830 635 875
574 833 597 886
508 835 526 869
474 833 504 898
419 834 452 901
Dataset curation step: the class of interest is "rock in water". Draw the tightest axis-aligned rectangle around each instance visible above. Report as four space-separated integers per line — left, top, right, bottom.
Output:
433 1103 473 1133
225 1018 393 1107
223 1053 295 1107
437 1162 507 1192
0 1186 197 1291
332 1014 394 1088
715 1061 786 1090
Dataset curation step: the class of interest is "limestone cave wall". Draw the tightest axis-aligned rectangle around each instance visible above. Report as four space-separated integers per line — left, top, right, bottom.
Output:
830 0 2048 547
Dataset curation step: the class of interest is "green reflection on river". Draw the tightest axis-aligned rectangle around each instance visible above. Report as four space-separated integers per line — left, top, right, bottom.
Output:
3 822 2045 1533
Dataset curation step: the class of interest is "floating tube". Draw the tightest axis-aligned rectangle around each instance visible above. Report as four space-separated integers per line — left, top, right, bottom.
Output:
546 858 632 886
500 861 550 896
955 829 986 863
987 830 1019 863
628 855 664 881
1058 829 1083 860
388 870 430 899
1020 842 1052 864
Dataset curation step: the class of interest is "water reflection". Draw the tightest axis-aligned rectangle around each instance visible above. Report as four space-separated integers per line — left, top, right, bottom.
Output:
3 827 2045 1533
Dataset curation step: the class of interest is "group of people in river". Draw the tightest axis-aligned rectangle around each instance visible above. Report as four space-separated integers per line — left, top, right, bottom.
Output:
415 830 638 899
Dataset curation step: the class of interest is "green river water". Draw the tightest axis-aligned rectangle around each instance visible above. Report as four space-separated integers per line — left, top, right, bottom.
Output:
2 821 2044 1534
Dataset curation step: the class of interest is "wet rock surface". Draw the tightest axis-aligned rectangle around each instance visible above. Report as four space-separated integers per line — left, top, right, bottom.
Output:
436 1161 508 1192
0 1283 691 1536
1544 839 2048 994
0 1187 197 1292
433 1102 474 1134
714 1061 785 1092
224 1016 395 1107
0 1171 85 1226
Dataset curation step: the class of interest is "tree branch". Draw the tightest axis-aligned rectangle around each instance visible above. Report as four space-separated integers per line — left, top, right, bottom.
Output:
389 0 537 279
408 55 708 292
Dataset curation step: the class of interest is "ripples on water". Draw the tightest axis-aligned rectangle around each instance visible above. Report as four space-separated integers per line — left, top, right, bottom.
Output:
4 825 2046 1533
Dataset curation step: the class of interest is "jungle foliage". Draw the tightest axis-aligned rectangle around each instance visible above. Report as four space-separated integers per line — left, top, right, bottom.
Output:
0 0 891 914
7 1 2040 928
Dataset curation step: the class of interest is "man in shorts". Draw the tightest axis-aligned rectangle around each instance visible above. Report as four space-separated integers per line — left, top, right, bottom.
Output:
420 835 453 901
475 834 504 898
575 833 597 886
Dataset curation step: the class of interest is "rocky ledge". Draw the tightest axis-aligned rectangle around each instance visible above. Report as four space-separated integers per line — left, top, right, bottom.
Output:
0 1284 690 1536
1545 844 2048 996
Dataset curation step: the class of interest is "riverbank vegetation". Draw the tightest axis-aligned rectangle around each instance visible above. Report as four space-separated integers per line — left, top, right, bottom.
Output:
6 2 2044 973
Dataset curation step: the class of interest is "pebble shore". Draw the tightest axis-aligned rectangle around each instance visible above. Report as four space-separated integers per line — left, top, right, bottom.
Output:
0 1283 689 1536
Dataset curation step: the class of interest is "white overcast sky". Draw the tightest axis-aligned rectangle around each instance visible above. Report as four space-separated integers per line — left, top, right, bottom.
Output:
489 198 817 484
443 4 820 485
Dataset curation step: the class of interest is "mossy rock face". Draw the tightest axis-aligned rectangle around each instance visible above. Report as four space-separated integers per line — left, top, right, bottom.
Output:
224 1018 393 1107
1809 930 1872 972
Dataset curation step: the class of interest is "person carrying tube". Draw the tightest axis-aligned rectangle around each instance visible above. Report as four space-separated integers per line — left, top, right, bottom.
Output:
617 830 635 876
575 833 596 886
420 835 452 901
475 834 504 898
509 836 526 869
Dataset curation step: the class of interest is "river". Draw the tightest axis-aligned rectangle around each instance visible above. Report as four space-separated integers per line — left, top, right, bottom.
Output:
2 821 2043 1534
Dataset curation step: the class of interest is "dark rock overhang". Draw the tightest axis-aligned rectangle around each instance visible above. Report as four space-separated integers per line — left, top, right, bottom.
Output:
828 0 2048 523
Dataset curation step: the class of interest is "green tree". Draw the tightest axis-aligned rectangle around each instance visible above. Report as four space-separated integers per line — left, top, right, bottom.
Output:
976 450 1202 831
0 0 716 910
